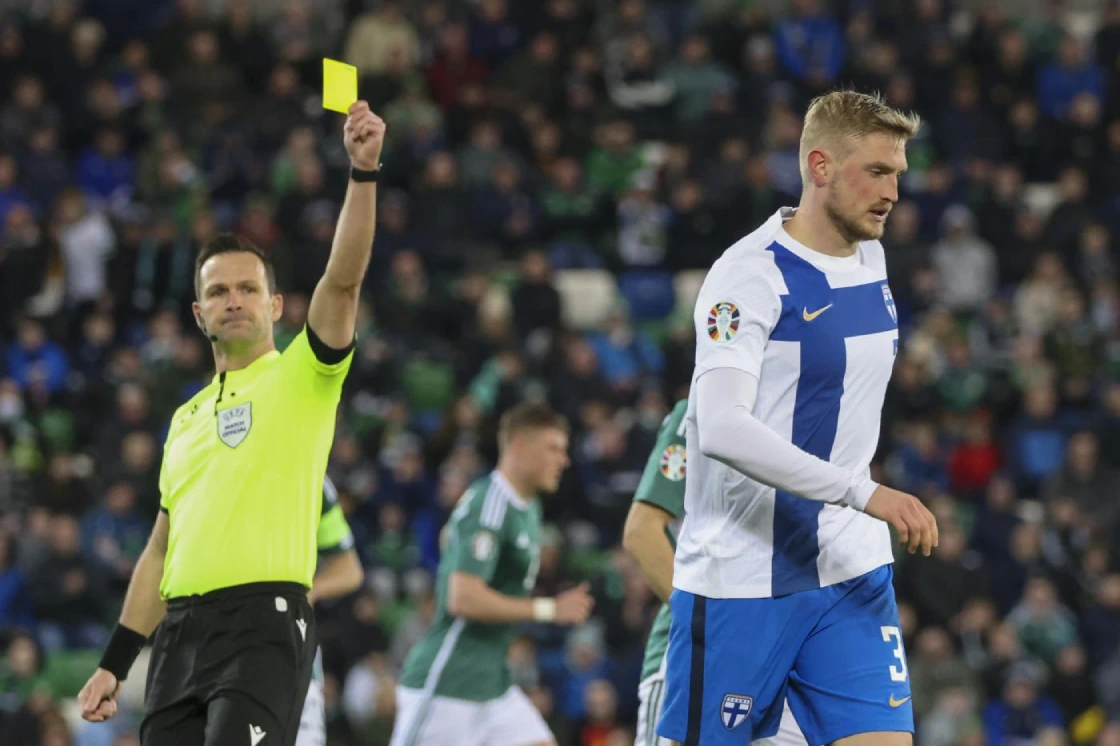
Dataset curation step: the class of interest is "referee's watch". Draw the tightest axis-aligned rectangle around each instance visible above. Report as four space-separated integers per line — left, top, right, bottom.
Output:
350 163 382 183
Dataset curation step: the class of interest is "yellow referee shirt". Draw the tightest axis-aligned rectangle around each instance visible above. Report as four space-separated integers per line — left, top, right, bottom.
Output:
158 327 352 599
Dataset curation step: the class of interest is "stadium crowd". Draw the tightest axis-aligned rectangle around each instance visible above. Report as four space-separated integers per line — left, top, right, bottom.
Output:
0 0 1119 744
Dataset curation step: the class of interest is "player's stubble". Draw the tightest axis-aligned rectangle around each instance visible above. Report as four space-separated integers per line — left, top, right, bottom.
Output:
823 176 888 244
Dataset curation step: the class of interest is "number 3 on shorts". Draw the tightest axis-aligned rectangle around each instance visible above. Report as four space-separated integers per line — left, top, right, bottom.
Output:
880 626 909 683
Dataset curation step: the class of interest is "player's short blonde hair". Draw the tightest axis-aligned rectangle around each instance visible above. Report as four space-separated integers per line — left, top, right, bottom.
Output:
799 91 921 186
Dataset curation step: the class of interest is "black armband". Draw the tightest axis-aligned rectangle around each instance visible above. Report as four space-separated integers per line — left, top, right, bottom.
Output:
99 624 147 681
306 323 355 365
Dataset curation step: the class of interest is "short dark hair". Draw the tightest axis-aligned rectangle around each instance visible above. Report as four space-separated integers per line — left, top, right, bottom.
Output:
193 233 277 298
498 402 569 450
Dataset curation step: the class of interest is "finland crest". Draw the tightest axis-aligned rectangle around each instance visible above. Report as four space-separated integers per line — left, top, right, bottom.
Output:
881 283 897 323
217 403 252 448
721 694 753 731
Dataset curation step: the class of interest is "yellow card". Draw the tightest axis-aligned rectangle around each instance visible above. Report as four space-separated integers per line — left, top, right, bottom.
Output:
322 58 357 113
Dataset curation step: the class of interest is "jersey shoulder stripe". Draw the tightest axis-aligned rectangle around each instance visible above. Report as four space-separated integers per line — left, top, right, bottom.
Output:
480 482 508 530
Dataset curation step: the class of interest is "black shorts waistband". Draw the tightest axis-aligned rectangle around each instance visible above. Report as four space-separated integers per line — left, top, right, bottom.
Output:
166 581 308 611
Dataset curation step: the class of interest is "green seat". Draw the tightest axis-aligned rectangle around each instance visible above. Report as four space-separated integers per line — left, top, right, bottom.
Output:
399 359 456 415
379 599 416 639
41 648 103 698
566 548 612 579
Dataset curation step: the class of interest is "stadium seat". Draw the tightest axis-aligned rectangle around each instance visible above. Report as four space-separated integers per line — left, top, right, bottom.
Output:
41 648 104 698
618 270 676 321
400 358 456 425
673 269 708 317
1022 183 1062 220
554 270 618 330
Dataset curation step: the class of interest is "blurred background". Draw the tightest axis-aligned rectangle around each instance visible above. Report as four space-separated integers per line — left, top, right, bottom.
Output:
0 0 1119 745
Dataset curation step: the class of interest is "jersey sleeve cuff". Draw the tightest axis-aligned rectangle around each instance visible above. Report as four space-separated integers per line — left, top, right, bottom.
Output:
306 323 355 366
845 475 878 511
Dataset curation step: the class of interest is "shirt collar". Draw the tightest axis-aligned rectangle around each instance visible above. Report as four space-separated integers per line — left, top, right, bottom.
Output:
491 469 530 510
211 349 281 386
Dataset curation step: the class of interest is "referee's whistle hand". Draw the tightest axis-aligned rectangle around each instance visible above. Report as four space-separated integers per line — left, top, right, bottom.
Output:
863 486 940 557
78 668 120 722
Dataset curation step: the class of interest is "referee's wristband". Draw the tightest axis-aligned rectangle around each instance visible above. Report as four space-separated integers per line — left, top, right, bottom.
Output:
532 598 557 623
99 624 147 681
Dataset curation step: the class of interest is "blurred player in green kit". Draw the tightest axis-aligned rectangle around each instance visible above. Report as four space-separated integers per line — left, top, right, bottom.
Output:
297 476 363 746
390 402 594 746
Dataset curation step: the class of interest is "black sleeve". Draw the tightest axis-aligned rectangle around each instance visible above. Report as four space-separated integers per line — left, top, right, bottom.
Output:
305 323 355 365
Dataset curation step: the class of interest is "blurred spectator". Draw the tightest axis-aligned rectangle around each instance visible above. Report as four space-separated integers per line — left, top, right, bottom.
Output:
0 530 33 631
1005 385 1073 497
948 414 1002 498
54 187 115 313
773 0 844 89
931 205 998 314
6 318 69 395
28 514 108 652
80 481 147 592
1038 34 1105 120
900 523 988 630
1043 430 1120 531
981 660 1064 745
1048 645 1097 727
1007 576 1079 666
344 1 420 80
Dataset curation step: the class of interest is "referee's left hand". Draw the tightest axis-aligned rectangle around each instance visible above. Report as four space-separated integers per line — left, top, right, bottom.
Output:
343 100 385 171
78 668 120 722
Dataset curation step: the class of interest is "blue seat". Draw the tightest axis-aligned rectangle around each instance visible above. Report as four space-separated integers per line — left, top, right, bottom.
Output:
618 270 676 321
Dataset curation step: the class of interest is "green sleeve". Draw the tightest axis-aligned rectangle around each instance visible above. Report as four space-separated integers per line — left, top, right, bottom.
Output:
317 477 355 555
442 483 507 583
632 400 688 519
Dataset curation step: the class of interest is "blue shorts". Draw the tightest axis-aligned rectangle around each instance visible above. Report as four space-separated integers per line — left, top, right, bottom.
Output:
657 565 913 746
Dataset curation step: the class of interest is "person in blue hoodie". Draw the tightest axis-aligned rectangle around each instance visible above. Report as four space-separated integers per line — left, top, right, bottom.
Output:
773 0 845 89
982 660 1064 745
0 531 34 632
1037 34 1105 120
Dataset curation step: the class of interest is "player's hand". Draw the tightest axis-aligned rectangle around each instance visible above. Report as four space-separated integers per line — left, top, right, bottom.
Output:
343 101 385 171
554 582 594 625
863 486 939 556
78 668 121 723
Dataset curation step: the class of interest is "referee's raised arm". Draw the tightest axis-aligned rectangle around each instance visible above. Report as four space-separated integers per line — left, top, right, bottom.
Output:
307 101 386 349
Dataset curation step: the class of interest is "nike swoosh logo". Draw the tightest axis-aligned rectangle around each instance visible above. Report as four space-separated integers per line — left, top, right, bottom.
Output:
888 694 911 708
802 304 833 322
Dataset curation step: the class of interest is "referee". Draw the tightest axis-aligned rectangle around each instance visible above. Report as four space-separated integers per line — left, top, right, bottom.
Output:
77 101 385 746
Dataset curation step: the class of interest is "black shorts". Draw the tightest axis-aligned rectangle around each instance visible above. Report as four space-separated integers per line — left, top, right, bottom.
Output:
140 582 316 746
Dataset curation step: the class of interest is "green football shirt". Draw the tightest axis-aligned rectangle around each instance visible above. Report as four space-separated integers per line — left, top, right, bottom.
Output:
312 475 355 685
317 475 354 555
158 327 353 599
635 399 687 682
399 471 541 702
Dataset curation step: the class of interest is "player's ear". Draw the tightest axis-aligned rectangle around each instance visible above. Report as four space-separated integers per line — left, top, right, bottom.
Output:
271 293 283 323
807 149 830 188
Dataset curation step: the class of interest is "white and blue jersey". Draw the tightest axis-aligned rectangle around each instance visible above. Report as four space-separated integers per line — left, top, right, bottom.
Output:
658 208 913 746
676 207 898 598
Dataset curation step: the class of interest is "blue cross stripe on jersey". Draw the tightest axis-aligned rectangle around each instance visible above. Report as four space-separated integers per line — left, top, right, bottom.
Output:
765 241 898 595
